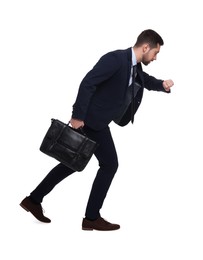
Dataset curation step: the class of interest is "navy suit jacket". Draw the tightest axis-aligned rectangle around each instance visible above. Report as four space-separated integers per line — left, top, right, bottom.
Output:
72 48 169 130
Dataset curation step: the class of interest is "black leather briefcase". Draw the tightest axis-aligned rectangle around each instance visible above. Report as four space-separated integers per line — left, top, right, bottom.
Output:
40 119 98 171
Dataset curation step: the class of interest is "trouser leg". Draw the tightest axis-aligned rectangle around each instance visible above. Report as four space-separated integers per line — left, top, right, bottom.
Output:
84 126 118 220
30 163 75 203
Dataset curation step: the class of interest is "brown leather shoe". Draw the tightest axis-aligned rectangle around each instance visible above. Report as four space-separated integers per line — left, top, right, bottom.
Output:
82 217 120 231
20 197 51 223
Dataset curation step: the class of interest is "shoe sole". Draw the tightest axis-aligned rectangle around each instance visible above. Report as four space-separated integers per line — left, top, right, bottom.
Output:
82 227 119 231
82 227 94 231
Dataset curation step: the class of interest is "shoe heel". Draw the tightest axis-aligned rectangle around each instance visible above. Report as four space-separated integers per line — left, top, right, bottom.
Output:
82 227 93 231
20 203 29 212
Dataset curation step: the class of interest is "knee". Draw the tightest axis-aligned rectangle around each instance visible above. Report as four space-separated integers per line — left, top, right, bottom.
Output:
100 158 119 175
112 159 119 174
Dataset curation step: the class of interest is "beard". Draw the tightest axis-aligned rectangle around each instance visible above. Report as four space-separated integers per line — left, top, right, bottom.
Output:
142 61 150 66
142 58 151 66
142 53 152 66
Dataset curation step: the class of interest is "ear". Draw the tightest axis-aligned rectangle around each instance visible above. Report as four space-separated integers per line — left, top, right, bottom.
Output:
142 44 150 53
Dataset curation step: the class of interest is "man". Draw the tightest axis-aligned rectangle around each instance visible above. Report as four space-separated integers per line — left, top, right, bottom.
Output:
20 29 174 231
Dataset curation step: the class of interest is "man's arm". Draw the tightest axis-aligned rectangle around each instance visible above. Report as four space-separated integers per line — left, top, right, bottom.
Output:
71 52 121 126
143 71 174 93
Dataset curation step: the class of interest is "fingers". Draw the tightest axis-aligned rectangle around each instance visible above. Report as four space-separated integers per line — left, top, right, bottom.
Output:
163 79 174 91
167 79 174 87
70 118 84 129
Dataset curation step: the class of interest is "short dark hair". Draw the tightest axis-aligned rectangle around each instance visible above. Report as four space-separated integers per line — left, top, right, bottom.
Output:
134 29 164 48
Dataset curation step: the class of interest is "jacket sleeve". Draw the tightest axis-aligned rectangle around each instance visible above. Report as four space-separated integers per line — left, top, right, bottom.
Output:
72 52 121 120
143 71 170 93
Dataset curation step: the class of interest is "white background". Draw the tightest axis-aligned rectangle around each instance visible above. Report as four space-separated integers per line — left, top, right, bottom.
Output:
1 0 203 259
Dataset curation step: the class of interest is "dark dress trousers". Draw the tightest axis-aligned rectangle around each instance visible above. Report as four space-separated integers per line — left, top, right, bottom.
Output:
30 48 169 220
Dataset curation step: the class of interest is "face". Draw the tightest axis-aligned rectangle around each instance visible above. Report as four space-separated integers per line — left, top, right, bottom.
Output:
142 43 161 65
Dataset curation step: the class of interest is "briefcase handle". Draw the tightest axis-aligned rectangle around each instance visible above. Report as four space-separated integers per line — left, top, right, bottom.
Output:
51 119 86 137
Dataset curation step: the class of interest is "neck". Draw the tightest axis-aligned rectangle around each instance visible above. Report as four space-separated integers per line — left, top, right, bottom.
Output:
132 46 142 63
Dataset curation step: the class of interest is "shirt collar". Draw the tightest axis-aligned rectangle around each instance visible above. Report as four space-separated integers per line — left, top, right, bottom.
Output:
131 47 137 66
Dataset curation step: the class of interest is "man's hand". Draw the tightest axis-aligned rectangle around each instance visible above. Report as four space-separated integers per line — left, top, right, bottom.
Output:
70 118 85 129
163 79 174 92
